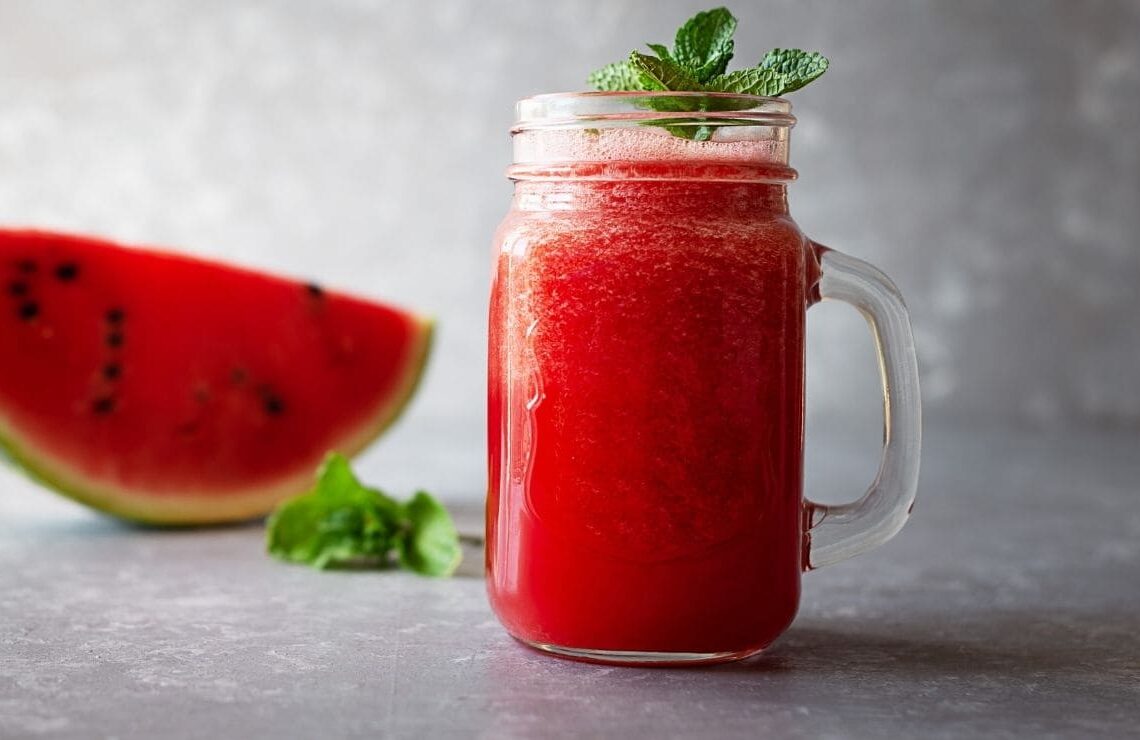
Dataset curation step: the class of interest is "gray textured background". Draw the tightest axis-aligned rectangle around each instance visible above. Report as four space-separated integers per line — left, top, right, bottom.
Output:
1 1 1138 503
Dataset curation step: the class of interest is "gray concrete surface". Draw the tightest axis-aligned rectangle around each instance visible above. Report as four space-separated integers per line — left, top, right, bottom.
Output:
2 423 1138 739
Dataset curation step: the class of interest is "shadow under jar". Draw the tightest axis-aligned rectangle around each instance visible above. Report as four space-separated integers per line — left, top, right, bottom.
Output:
487 93 921 666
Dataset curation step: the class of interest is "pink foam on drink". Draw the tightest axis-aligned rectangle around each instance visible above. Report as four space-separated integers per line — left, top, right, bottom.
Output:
513 126 787 167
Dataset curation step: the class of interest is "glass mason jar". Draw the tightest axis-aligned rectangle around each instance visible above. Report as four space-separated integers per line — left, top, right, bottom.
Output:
487 93 921 666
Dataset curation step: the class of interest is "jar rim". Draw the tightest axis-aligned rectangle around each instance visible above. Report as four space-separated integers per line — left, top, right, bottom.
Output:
514 91 795 133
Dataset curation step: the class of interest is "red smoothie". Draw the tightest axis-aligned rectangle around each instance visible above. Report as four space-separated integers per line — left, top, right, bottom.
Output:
488 127 815 659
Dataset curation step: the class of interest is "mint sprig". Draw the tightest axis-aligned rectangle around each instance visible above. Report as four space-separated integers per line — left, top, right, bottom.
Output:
266 453 461 577
587 7 828 139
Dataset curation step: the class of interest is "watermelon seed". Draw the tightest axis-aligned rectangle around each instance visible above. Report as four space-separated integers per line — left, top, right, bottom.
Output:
192 385 210 403
257 385 285 415
55 263 79 281
17 302 39 320
306 283 324 298
103 363 122 381
230 368 248 385
8 281 27 296
106 307 125 324
92 396 116 415
263 395 285 416
106 331 124 348
16 259 36 274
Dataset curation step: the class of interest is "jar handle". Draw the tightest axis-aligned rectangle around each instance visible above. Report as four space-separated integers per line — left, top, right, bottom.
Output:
804 242 922 569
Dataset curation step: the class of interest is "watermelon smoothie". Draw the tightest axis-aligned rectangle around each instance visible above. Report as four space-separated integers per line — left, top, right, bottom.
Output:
488 115 816 660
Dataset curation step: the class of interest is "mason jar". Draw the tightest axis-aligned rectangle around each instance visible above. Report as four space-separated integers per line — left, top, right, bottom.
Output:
487 92 921 665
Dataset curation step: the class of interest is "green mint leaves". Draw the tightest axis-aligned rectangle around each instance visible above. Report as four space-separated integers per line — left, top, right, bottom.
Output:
705 67 785 96
397 492 462 575
266 453 461 577
587 60 643 91
588 7 828 99
671 7 737 82
758 48 829 92
629 52 701 92
585 8 827 140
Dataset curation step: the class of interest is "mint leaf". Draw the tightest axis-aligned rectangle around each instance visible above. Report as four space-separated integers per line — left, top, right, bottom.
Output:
646 43 672 61
587 60 645 91
706 67 786 96
266 454 400 569
671 7 736 82
266 453 461 576
397 491 462 577
628 52 709 140
707 49 829 97
758 48 830 93
629 51 702 92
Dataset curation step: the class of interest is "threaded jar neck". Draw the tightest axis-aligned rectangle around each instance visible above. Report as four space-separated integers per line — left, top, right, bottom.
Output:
510 92 797 184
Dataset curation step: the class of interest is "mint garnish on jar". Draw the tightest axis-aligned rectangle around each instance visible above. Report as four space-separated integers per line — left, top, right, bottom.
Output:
587 7 828 140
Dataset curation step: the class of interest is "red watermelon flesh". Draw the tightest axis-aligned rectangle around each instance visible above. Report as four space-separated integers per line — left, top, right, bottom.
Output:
0 229 432 524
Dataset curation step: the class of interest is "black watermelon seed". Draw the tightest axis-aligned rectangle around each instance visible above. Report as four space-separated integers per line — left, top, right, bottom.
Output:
16 260 36 274
306 283 324 298
17 302 39 320
106 307 125 324
106 331 124 348
263 395 285 416
103 363 122 381
92 396 116 415
7 281 27 297
54 263 79 281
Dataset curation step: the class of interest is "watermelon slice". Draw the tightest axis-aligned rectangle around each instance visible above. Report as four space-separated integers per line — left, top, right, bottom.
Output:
0 229 432 525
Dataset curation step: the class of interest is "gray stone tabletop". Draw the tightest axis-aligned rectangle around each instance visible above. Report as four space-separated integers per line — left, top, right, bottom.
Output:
2 422 1138 739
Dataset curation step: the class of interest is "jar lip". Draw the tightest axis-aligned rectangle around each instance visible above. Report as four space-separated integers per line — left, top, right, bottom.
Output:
514 91 795 133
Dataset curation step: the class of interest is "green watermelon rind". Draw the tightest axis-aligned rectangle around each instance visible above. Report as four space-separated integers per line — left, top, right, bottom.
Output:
0 316 434 526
